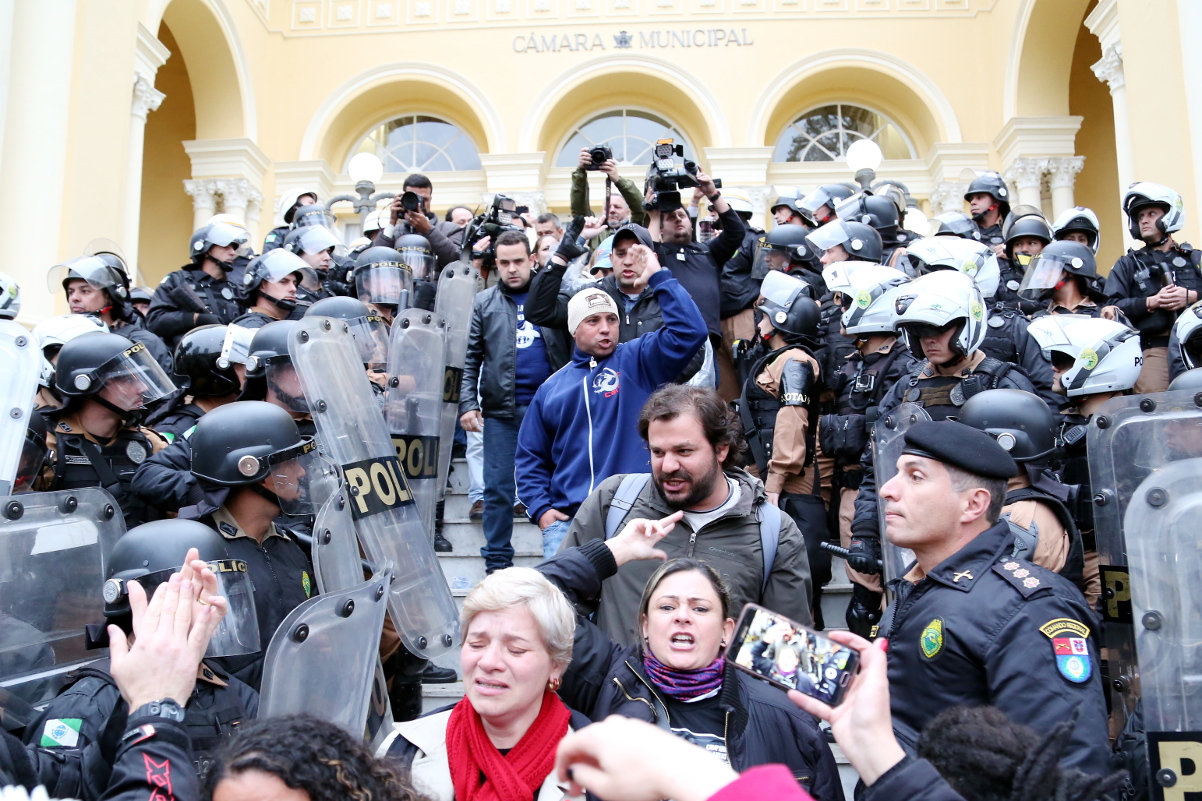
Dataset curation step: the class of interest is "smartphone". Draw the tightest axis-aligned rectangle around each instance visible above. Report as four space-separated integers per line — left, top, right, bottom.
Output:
726 603 858 705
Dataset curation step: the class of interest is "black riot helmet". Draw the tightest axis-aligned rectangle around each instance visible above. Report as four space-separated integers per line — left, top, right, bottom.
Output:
1017 241 1105 304
1002 207 1053 248
806 219 883 263
352 246 414 309
129 286 153 305
393 234 438 283
758 270 821 347
956 388 1055 464
101 519 260 658
752 224 811 277
837 194 901 241
305 296 389 369
54 332 176 412
929 212 981 240
963 172 1011 220
797 184 856 226
173 324 241 398
237 320 308 413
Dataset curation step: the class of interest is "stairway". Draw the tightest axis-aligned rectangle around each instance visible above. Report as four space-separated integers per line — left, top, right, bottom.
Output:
423 458 859 797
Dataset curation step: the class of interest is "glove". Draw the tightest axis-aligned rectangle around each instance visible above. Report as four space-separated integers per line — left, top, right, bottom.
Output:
195 313 221 327
846 536 883 576
555 216 588 262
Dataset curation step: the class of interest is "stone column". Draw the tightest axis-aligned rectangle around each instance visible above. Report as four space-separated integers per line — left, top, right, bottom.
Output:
1003 158 1048 213
1047 157 1086 218
184 179 220 230
215 178 261 225
929 181 967 215
124 75 165 284
1091 45 1133 196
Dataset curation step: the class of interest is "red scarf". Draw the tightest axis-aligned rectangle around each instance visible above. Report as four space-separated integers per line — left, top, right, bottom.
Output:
446 690 571 801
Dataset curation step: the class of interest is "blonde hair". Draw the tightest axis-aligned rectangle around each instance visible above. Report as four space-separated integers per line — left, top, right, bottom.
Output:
461 567 575 671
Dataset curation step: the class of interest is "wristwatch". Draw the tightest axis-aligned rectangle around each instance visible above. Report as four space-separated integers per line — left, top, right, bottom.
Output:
130 698 186 723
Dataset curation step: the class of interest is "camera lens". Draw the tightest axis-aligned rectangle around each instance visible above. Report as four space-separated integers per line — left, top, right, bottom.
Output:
400 191 421 212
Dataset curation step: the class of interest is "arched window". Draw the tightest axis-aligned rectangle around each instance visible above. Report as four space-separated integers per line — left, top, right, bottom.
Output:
773 103 915 163
350 115 481 173
555 109 694 168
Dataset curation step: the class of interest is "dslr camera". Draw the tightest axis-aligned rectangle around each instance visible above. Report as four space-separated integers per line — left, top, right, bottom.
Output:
586 145 613 171
399 190 425 213
646 138 720 212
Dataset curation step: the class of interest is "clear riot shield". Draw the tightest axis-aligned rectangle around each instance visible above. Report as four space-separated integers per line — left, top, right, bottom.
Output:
873 403 931 588
0 489 123 729
289 316 458 660
1125 458 1202 800
434 262 478 502
258 567 392 736
1087 390 1202 736
0 322 42 495
385 310 447 541
311 484 366 594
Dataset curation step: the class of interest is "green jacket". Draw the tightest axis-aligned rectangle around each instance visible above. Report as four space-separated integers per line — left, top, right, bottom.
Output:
569 168 648 230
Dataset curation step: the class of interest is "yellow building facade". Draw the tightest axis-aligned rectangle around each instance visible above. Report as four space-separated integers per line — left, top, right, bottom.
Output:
2 0 1198 322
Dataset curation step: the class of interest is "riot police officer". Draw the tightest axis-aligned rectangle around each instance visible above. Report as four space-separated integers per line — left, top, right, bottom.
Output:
957 388 1083 582
32 314 109 412
998 205 1052 311
737 270 829 626
237 320 315 436
752 223 825 296
152 324 244 440
232 249 307 330
304 296 390 394
25 520 259 783
183 401 331 690
262 188 319 253
963 171 1011 254
818 264 915 635
769 192 805 226
1102 182 1201 394
806 219 883 269
281 224 343 318
352 245 414 326
1169 299 1202 382
837 193 910 269
845 270 1039 577
1020 241 1108 318
44 333 175 528
147 222 248 350
797 184 855 228
1051 206 1102 254
51 252 173 374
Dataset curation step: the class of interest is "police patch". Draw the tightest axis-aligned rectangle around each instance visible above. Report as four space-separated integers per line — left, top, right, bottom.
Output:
302 571 312 598
855 290 872 309
126 441 147 464
40 718 82 748
1079 348 1099 370
920 618 944 659
1040 618 1093 683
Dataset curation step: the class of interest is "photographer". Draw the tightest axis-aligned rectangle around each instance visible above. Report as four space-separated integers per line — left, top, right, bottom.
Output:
372 173 465 268
571 146 649 233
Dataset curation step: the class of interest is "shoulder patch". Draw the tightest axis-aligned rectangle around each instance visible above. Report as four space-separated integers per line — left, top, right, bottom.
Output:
992 559 1050 598
40 718 82 747
1041 618 1093 683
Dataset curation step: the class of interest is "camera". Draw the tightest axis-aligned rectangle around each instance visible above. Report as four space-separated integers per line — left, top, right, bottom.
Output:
586 145 613 171
465 194 522 267
646 138 721 212
399 191 424 213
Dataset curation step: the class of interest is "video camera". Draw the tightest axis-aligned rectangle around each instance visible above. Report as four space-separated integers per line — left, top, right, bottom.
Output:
465 194 523 267
646 139 720 213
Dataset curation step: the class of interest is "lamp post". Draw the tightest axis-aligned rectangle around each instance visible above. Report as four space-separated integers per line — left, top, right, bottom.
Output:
845 139 884 191
325 152 395 228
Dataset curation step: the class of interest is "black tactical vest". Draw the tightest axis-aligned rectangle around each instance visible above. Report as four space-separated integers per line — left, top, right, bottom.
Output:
980 307 1022 364
738 345 817 478
898 358 1015 421
50 426 157 528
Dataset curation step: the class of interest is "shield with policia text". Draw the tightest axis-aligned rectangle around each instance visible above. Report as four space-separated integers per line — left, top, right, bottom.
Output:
1087 390 1202 739
434 261 478 503
872 402 931 590
288 316 458 661
386 309 447 542
0 489 123 730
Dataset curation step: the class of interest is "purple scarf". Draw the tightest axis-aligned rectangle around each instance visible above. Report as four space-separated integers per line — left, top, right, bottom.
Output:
642 652 725 701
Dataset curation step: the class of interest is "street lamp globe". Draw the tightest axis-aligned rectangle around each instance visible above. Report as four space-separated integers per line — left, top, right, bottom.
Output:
903 204 929 235
845 139 884 173
348 152 384 185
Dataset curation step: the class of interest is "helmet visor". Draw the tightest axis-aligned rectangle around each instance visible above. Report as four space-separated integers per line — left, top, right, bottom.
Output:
293 206 334 228
805 220 852 253
396 249 437 283
138 562 261 658
348 314 390 369
296 225 341 255
929 214 976 238
798 187 836 219
207 222 250 249
265 440 340 516
92 342 176 410
48 256 126 294
751 243 790 280
356 265 413 307
1018 254 1067 301
220 324 255 368
256 249 309 283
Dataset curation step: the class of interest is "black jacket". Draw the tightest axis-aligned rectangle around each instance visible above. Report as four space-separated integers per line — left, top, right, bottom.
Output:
719 226 765 318
1104 245 1202 347
538 541 844 801
146 265 244 349
978 306 1060 407
655 205 746 336
131 434 198 516
110 315 174 376
459 282 571 418
373 215 466 269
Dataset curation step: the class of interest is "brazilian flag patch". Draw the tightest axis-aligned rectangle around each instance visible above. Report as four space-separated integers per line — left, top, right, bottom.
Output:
920 618 944 659
40 718 82 747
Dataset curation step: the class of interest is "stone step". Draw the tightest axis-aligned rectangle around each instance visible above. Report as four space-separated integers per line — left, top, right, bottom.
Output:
440 519 543 555
440 553 543 592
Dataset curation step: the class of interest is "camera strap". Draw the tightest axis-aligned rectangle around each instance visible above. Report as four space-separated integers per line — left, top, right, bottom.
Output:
603 176 612 227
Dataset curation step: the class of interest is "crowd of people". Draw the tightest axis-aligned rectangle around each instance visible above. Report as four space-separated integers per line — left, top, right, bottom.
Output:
3 149 1199 801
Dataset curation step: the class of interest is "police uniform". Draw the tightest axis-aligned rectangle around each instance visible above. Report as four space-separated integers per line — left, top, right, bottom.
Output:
878 422 1112 777
24 657 257 785
201 506 315 691
145 266 244 350
1001 473 1078 576
43 413 168 529
975 221 1004 250
1055 406 1103 607
992 255 1029 310
261 225 289 253
978 305 1059 406
230 309 280 330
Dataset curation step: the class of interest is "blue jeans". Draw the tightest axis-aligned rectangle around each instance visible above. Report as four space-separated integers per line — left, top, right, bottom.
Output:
541 518 572 560
466 430 484 504
482 406 526 571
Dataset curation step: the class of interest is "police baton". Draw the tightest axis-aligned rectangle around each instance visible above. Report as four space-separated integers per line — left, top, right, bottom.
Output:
820 541 884 571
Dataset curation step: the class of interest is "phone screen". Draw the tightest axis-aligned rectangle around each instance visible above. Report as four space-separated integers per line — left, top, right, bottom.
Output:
726 604 858 705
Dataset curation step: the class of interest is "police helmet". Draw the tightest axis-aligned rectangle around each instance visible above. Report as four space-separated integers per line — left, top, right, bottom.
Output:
836 194 900 239
173 325 241 398
242 249 307 302
1026 316 1141 397
797 184 856 226
764 224 810 255
839 265 910 337
1168 368 1202 392
236 320 300 403
191 401 307 486
928 212 981 240
53 332 176 409
1002 206 1053 248
1051 206 1101 254
34 314 108 355
806 219 883 263
905 237 1000 300
758 270 820 346
723 190 755 220
963 171 1011 219
129 286 153 305
363 208 388 234
352 246 415 309
1123 182 1185 240
48 255 130 303
292 204 333 230
1017 241 1104 304
305 296 389 369
0 271 20 320
770 193 801 215
893 270 987 361
1172 301 1202 371
281 188 320 225
190 222 249 266
956 388 1057 463
393 234 438 283
283 225 341 258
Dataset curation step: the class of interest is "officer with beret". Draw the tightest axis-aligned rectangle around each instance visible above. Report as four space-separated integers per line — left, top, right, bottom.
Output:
876 419 1111 777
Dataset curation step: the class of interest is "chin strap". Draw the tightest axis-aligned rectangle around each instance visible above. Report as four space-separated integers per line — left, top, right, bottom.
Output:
90 394 142 428
261 291 297 312
247 481 284 510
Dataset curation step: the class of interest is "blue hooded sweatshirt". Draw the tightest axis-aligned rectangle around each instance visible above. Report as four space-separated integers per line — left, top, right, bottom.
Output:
516 270 708 525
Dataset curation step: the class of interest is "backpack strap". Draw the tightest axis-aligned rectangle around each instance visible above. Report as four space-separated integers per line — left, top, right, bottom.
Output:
756 501 781 597
605 473 651 540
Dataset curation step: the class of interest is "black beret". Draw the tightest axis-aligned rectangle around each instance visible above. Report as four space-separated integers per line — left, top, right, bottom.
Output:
901 420 1019 479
